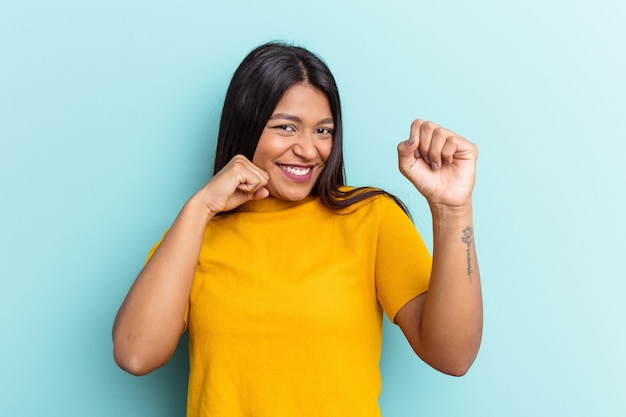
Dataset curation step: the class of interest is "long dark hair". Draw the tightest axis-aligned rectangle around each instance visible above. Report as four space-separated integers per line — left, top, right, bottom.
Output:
214 41 408 214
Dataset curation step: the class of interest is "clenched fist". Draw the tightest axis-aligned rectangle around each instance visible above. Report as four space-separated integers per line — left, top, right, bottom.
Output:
397 119 478 208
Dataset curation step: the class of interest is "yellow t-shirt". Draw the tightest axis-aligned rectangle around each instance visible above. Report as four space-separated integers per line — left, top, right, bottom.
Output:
161 193 431 417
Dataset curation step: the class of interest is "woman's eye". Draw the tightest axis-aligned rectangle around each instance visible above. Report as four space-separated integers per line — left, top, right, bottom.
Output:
275 125 296 133
315 127 334 136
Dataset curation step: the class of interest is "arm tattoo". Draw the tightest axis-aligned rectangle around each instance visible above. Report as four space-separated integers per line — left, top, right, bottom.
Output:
461 227 474 283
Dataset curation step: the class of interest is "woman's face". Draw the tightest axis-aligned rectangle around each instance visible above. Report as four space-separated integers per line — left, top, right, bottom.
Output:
253 83 333 201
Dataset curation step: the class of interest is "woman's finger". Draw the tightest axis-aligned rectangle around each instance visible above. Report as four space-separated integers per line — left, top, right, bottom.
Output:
408 119 425 150
418 121 439 165
427 126 452 170
440 136 460 166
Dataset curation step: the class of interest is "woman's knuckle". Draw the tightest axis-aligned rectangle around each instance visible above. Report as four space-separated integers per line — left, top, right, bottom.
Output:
411 119 424 129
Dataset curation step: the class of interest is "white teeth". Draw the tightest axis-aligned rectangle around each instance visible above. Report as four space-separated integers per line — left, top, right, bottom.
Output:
281 165 311 176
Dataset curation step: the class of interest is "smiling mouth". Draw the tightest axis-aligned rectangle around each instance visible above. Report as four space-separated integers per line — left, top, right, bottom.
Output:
278 164 312 176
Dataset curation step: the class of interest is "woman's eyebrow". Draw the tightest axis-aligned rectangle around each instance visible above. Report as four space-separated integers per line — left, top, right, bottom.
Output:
269 113 302 123
268 113 334 125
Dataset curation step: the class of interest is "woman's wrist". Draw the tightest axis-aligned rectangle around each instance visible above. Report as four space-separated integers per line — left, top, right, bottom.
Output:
184 192 217 225
429 201 473 229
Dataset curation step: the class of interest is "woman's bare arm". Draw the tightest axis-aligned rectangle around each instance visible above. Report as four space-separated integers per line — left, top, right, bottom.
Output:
395 204 482 376
112 197 211 375
112 155 269 375
395 120 483 376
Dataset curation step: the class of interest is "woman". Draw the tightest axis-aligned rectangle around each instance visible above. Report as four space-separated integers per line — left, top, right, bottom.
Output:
113 42 482 417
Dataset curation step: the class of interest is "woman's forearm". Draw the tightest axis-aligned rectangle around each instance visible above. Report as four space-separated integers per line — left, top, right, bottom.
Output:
112 196 212 375
420 203 483 374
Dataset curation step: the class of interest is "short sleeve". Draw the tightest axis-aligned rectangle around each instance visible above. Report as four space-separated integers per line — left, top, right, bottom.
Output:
375 197 432 323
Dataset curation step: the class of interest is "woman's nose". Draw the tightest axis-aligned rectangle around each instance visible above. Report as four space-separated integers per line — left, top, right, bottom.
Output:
292 133 317 159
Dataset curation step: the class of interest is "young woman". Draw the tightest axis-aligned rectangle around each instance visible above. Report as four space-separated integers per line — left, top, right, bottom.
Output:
113 42 482 417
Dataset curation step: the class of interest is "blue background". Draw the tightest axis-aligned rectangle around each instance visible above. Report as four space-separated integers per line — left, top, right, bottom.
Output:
2 0 625 416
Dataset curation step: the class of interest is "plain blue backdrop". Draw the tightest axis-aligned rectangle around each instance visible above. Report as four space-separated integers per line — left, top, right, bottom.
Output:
1 0 625 416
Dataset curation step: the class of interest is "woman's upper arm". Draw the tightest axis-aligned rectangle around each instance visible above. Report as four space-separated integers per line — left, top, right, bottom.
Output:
394 292 427 354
